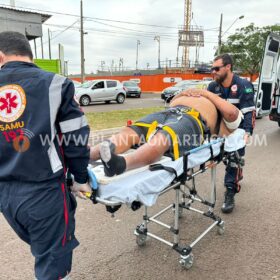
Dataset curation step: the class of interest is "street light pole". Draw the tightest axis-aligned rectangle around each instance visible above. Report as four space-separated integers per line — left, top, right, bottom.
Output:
218 14 244 55
218 13 223 55
222 15 244 36
48 28 52 59
80 0 85 83
136 40 140 70
154 35 161 69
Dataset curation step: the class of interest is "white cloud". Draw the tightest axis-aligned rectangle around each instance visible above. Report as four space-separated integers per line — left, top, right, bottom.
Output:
1 0 280 74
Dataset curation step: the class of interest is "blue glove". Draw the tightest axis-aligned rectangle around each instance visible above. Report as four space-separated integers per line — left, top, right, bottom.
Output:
87 167 99 190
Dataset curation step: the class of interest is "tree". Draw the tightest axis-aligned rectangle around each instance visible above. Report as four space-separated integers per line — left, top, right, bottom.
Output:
219 23 280 77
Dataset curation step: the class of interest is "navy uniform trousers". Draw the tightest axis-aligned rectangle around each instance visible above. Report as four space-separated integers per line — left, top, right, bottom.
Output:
225 147 245 193
0 177 79 280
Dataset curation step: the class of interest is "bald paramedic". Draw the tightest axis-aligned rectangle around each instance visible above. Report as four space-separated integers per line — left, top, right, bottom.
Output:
0 31 92 280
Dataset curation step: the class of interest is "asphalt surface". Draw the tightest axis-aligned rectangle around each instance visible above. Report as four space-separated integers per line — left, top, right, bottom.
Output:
81 93 164 113
1 114 280 279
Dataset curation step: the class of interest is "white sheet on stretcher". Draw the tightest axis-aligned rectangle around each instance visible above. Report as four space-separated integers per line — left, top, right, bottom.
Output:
92 129 246 207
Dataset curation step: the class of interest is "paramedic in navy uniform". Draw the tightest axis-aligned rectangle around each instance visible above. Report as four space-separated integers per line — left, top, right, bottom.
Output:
208 53 255 214
0 31 92 280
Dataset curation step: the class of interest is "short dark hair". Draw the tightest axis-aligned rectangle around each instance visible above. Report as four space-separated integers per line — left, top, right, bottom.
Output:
0 31 33 60
214 53 233 71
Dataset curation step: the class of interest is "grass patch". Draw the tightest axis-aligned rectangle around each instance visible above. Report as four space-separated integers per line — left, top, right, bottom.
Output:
86 106 164 131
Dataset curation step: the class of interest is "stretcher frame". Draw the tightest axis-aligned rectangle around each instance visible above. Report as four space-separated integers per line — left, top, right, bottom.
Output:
92 138 240 269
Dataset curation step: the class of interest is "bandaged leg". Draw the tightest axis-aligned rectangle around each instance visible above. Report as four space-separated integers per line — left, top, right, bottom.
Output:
100 132 170 177
90 127 140 160
125 132 170 169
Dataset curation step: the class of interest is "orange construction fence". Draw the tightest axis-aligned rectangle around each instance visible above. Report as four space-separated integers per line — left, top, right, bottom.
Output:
72 73 258 93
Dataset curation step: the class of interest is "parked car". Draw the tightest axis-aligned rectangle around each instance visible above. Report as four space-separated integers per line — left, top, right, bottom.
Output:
72 80 81 88
122 81 141 98
161 80 200 101
173 80 211 97
75 79 126 106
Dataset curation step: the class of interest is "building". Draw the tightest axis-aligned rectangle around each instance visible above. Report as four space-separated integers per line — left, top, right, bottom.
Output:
0 6 51 40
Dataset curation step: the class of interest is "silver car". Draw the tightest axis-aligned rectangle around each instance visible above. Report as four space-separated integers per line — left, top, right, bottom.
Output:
75 79 126 106
122 81 141 98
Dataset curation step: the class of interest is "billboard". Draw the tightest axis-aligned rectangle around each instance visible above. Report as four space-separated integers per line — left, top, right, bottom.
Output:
178 30 204 47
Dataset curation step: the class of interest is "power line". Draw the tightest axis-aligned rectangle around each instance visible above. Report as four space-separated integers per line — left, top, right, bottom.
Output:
44 22 219 44
0 3 220 32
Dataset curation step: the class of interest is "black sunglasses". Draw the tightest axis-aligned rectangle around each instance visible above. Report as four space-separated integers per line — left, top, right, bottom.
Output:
211 65 226 72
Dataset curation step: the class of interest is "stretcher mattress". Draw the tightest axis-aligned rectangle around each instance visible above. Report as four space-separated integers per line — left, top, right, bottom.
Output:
91 129 245 206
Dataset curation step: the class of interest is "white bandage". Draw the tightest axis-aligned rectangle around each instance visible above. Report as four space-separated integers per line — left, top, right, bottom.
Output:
223 110 244 130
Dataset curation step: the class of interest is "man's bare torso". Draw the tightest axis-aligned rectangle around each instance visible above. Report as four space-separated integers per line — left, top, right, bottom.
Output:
170 96 218 134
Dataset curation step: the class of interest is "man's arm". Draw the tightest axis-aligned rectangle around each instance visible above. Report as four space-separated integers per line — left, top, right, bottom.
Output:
173 88 239 122
57 78 92 198
239 81 256 135
57 79 90 183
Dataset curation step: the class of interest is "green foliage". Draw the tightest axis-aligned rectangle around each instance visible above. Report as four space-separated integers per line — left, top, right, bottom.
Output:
220 23 280 75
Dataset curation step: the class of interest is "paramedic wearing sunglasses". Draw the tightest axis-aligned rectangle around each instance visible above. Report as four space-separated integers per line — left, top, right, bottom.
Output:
207 53 256 214
0 31 92 280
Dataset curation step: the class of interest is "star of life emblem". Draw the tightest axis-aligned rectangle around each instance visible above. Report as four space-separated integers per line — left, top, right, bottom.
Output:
231 84 238 92
0 84 26 123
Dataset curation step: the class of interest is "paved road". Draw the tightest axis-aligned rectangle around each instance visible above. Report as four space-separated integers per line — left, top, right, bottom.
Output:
82 93 164 113
1 117 280 280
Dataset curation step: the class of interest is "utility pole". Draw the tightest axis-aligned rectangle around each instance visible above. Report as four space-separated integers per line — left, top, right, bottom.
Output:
119 58 124 71
40 36 44 59
33 39 37 59
48 29 52 59
182 0 192 69
218 13 223 55
101 61 105 71
154 36 161 69
176 43 179 67
136 40 140 70
80 0 85 83
64 61 68 77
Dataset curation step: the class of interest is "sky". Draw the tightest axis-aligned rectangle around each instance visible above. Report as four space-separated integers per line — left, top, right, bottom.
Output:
1 0 280 74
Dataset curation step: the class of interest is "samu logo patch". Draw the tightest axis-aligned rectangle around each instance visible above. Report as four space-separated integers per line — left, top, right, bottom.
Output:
0 84 26 123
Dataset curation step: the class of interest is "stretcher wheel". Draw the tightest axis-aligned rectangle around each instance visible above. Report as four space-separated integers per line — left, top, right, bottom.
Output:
179 253 194 269
217 221 225 235
136 234 147 246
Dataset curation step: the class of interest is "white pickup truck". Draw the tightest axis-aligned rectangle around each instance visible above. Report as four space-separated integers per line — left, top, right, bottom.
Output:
255 33 280 126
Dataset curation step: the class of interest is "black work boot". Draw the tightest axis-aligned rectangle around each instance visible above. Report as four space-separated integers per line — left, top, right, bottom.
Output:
221 189 235 214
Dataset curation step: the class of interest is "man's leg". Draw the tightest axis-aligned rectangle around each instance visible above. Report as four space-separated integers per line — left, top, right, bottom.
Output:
100 132 170 176
90 127 141 160
17 180 77 280
31 180 79 280
222 147 245 213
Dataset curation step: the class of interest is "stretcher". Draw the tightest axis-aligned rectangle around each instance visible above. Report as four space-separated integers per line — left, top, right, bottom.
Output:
87 129 246 269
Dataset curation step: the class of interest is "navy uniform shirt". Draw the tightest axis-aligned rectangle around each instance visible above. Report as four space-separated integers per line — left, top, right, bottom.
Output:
208 74 256 134
0 61 90 183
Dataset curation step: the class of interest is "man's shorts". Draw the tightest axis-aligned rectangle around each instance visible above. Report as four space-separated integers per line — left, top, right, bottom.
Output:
129 106 204 158
0 177 79 280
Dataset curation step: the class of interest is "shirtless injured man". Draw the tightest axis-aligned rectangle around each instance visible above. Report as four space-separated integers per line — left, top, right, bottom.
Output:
90 88 243 177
